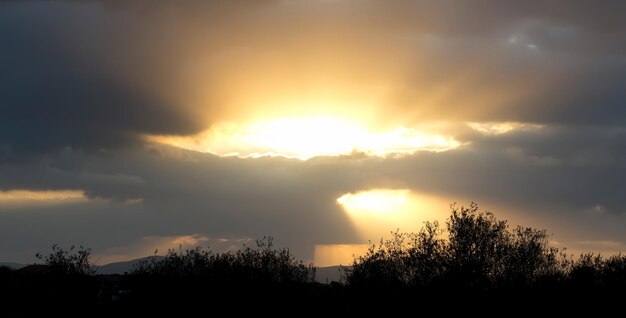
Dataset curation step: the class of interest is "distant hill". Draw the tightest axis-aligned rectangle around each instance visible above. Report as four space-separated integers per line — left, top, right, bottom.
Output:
0 262 27 270
96 256 164 275
2 258 344 283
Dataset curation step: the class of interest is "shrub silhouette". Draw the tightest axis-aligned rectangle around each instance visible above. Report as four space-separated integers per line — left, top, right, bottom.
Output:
7 245 101 316
35 244 96 275
346 203 570 289
132 236 315 283
600 254 626 287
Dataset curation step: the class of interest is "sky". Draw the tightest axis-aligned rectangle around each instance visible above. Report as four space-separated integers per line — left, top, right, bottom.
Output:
1 0 626 266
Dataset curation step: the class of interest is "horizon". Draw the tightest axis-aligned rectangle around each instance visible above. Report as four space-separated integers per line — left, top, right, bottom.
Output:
1 205 622 268
2 1 626 266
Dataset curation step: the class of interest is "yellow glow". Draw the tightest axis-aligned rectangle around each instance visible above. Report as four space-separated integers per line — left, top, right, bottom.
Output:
149 117 460 160
337 189 410 215
337 189 449 241
314 244 371 267
0 190 86 203
467 121 542 135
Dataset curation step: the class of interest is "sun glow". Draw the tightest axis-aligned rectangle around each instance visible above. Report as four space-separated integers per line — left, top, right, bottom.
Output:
313 244 371 267
337 189 449 241
337 189 411 215
467 121 542 135
149 117 460 160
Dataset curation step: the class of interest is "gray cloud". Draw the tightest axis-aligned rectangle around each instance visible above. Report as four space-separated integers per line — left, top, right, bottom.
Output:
0 145 364 262
0 2 205 158
2 126 626 263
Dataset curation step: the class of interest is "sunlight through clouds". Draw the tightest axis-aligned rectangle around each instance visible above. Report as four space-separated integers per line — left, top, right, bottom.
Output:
337 189 450 242
313 244 370 267
149 117 460 160
467 122 542 135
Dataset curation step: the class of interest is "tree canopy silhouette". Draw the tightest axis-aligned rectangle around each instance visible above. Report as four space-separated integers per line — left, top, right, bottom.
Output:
344 203 606 289
35 244 96 275
132 236 315 284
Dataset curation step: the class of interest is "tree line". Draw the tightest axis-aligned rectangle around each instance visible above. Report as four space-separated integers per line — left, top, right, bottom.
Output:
3 203 626 314
21 203 626 290
346 203 626 289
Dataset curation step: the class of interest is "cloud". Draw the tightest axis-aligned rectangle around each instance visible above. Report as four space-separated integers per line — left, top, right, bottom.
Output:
388 125 626 213
0 145 364 262
0 2 204 158
2 1 626 159
1 1 626 264
1 126 626 263
92 234 254 265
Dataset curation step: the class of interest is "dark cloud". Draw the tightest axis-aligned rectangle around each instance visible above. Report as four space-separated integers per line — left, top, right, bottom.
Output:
0 2 204 157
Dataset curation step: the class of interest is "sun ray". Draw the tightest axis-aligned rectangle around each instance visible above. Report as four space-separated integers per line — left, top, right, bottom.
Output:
337 189 449 241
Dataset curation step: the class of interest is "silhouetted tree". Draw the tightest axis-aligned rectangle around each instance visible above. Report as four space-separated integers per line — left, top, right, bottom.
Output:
445 203 510 288
346 203 571 289
502 226 565 286
570 253 604 288
406 221 446 286
346 222 447 287
35 244 95 275
601 254 626 287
